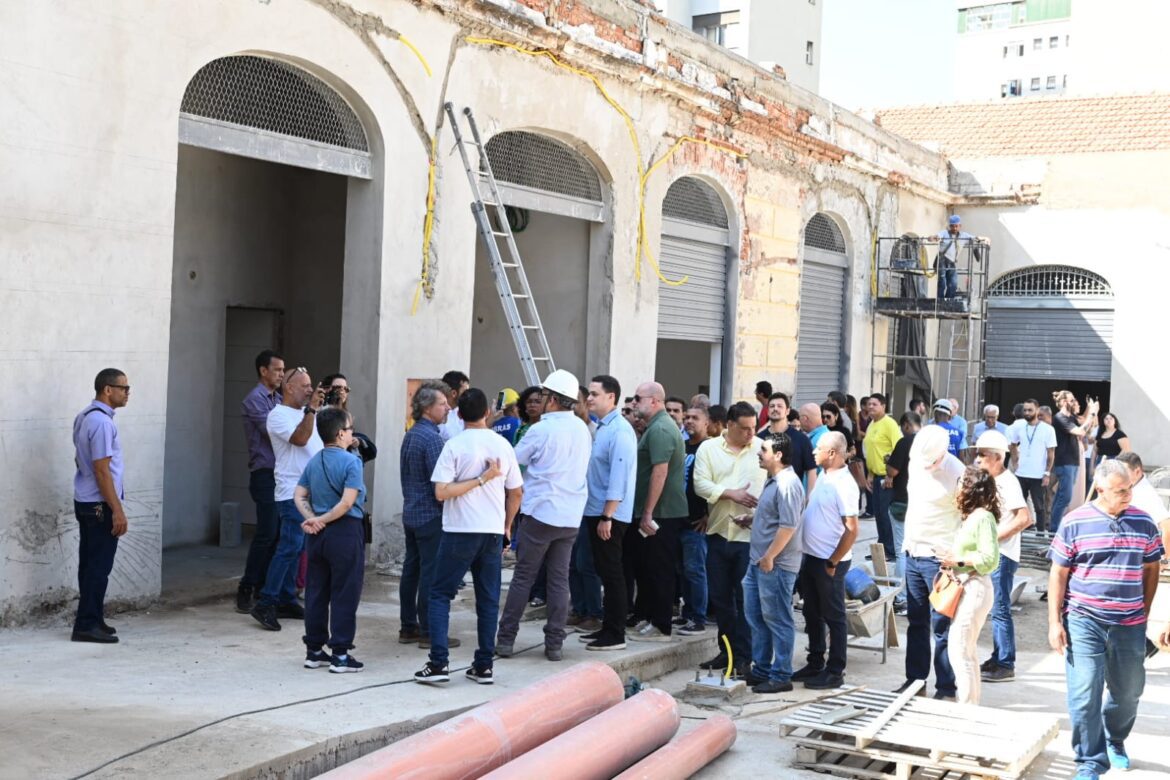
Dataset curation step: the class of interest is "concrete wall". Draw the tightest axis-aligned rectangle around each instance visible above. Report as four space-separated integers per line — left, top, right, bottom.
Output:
0 0 949 621
164 147 346 548
470 211 592 395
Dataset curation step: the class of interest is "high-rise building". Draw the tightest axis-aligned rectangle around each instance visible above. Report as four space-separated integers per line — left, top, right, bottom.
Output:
655 1 823 93
954 0 1170 100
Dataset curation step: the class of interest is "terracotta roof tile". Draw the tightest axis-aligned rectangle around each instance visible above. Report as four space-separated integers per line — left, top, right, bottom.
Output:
875 93 1170 157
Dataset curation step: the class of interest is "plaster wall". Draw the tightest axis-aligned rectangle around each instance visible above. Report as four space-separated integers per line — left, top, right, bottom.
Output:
164 147 346 548
0 0 950 619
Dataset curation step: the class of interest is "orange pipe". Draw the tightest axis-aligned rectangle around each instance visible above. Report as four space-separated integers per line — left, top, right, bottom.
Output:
319 662 624 780
480 689 680 780
613 714 737 780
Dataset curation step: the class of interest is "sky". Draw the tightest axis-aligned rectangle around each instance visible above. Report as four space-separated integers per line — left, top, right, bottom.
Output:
818 0 958 111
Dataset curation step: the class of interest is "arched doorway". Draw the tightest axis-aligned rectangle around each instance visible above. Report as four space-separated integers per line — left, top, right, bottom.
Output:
985 265 1115 412
163 54 382 556
470 130 608 394
654 177 733 403
795 213 849 404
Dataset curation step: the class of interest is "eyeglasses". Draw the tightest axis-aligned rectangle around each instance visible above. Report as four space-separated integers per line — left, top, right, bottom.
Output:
342 425 354 432
108 384 131 391
285 367 307 383
331 385 350 393
821 414 833 420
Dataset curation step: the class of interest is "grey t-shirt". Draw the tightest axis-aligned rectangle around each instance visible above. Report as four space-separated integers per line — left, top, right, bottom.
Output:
750 467 806 571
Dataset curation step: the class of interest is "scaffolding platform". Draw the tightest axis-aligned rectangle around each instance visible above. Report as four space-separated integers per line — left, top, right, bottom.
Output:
873 296 974 318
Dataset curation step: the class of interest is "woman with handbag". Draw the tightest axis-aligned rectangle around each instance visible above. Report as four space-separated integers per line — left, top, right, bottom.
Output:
937 467 1001 704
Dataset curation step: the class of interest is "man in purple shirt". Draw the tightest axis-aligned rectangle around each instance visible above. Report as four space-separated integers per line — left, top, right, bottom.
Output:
236 350 284 613
71 368 131 643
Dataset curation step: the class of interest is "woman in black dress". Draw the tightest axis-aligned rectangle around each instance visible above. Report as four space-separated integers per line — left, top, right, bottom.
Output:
1095 412 1130 462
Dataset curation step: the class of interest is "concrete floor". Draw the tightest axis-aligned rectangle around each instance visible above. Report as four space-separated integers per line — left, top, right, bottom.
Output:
4 528 1170 779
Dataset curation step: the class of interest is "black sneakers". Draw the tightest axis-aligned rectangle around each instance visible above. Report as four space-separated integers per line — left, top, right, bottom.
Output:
981 665 1015 683
700 654 729 670
235 584 254 614
791 664 823 681
250 603 281 631
276 602 305 619
586 636 627 651
414 661 450 684
465 666 494 685
71 627 118 644
330 654 364 673
304 650 331 669
803 671 844 690
752 679 794 694
577 631 603 643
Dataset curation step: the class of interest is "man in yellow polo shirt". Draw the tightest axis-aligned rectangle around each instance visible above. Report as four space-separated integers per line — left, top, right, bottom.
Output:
864 393 902 561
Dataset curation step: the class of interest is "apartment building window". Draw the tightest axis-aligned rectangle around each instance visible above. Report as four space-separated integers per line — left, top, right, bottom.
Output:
1046 75 1057 89
693 11 741 48
1031 77 1041 91
1033 38 1042 50
1049 36 1058 48
806 41 815 65
965 2 1013 32
1002 79 1022 97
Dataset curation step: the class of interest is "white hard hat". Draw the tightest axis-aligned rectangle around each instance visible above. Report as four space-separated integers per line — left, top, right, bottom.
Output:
975 429 1010 453
541 369 580 400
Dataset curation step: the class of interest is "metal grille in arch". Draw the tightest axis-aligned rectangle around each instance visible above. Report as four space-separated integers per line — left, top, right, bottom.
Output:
663 177 729 228
485 131 603 203
180 55 368 152
988 265 1112 297
803 213 847 253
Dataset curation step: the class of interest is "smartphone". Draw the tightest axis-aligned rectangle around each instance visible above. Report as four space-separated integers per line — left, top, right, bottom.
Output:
638 519 660 538
496 391 505 410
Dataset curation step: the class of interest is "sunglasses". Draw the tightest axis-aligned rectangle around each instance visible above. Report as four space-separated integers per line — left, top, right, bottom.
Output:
108 384 131 391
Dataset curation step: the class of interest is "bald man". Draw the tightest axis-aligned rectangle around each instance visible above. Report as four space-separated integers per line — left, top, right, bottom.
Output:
800 403 828 449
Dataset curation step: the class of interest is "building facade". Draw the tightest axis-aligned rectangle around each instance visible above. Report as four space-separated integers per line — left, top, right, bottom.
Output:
955 0 1170 101
655 0 823 93
878 92 1170 467
0 0 948 623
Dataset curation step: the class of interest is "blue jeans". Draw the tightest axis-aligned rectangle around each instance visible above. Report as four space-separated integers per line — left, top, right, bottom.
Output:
937 265 958 298
400 516 443 632
73 501 120 632
706 534 752 664
742 564 798 682
427 531 502 670
889 501 907 603
679 526 709 623
258 500 305 607
904 555 955 696
240 468 278 590
989 556 1019 668
871 480 895 559
1065 615 1147 776
1050 464 1079 533
569 522 603 619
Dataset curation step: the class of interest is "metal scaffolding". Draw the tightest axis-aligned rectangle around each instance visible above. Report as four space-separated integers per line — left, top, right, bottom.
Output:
869 234 990 417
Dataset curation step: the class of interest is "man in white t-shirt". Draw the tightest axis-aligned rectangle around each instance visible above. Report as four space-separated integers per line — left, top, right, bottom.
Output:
974 430 1033 684
897 425 965 701
794 432 859 691
250 367 325 631
1009 398 1056 532
495 370 593 662
1117 452 1170 565
415 389 522 686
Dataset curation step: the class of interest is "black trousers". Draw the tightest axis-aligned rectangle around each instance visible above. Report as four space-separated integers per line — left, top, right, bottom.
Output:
631 517 684 634
304 516 365 653
586 516 628 641
74 501 120 632
706 533 751 665
798 554 851 677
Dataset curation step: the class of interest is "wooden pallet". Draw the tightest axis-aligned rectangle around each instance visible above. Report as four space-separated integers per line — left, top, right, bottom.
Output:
779 686 1059 780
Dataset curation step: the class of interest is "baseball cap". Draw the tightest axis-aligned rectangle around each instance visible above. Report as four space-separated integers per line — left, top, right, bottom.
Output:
933 399 954 415
948 215 962 225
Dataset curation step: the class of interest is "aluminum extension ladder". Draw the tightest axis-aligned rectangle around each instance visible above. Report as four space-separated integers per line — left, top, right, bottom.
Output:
444 102 555 388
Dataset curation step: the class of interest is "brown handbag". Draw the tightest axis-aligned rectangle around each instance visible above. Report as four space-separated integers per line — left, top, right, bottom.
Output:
928 568 965 619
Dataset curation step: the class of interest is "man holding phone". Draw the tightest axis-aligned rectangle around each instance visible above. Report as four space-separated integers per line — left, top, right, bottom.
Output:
490 388 521 444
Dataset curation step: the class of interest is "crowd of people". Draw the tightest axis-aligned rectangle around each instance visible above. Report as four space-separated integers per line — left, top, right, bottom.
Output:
70 361 1169 779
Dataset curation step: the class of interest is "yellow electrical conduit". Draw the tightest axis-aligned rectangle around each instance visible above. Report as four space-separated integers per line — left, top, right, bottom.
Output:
396 34 433 77
464 36 745 286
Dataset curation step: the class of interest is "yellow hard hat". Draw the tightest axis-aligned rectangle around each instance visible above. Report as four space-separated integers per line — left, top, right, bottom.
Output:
499 387 520 406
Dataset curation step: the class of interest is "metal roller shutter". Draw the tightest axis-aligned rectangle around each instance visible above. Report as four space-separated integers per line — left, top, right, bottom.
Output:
658 218 729 342
795 251 847 403
986 302 1113 380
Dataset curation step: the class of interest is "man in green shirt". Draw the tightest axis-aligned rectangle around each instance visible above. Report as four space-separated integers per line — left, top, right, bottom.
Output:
865 393 903 561
629 381 688 641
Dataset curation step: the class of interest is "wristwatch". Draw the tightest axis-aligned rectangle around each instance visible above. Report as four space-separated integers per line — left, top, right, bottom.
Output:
825 560 837 569
601 516 615 523
304 407 316 415
476 475 486 487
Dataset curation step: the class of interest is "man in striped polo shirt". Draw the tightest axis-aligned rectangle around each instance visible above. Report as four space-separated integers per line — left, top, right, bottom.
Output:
1047 459 1163 780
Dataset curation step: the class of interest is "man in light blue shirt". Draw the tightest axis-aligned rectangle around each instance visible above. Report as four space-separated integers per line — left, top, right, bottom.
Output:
495 370 593 661
580 374 637 650
972 404 1009 440
930 215 975 298
70 368 131 643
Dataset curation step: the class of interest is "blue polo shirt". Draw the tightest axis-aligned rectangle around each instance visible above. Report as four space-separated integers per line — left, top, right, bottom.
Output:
73 400 123 502
298 447 366 520
584 409 637 522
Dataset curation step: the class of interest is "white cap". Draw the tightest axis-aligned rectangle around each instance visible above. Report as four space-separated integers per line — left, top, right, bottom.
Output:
541 369 580 401
975 430 1010 453
932 399 954 416
910 425 950 466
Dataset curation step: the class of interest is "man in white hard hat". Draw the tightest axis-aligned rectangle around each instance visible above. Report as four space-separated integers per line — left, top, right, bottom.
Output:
974 429 1033 683
495 369 593 662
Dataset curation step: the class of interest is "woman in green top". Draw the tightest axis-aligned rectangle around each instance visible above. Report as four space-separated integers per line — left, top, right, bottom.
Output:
940 466 1001 705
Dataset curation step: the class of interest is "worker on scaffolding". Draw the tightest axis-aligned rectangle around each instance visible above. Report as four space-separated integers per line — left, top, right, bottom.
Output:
926 215 976 299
